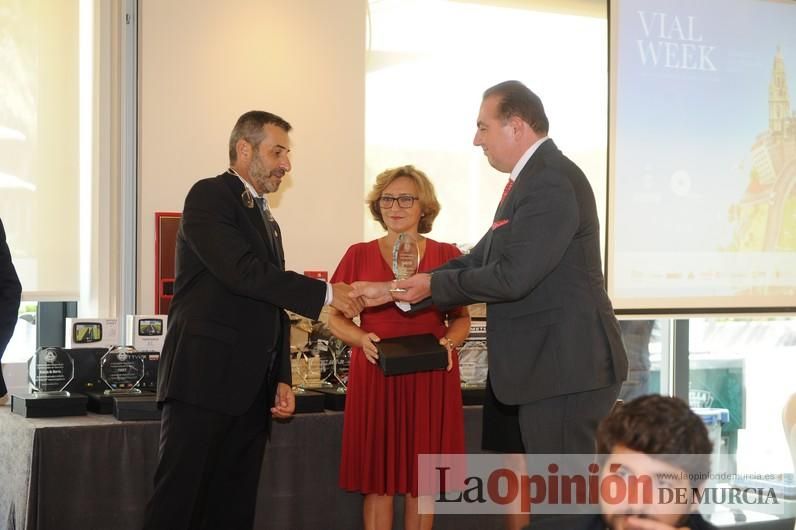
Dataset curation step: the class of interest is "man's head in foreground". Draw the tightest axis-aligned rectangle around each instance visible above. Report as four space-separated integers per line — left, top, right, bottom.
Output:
596 395 713 529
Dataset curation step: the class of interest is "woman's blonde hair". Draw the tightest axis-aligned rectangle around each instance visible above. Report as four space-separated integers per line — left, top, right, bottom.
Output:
367 165 441 234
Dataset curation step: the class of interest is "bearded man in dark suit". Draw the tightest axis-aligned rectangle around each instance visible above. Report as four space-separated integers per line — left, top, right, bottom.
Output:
143 111 362 530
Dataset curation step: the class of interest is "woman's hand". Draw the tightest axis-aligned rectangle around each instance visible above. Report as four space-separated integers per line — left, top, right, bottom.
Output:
439 337 455 371
360 332 381 364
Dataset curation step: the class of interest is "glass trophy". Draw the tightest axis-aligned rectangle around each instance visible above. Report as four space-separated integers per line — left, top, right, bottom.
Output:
315 338 335 387
28 347 75 395
290 346 308 393
330 338 350 393
389 232 419 292
299 352 322 389
100 345 145 395
458 340 488 388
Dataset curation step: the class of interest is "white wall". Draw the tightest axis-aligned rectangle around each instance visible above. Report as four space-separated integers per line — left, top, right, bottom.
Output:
137 0 366 312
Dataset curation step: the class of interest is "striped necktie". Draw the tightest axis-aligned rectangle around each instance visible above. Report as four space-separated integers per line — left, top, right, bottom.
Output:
253 196 274 222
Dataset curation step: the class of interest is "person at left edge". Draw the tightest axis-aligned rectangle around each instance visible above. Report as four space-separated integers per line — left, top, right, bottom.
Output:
0 217 22 399
142 110 364 530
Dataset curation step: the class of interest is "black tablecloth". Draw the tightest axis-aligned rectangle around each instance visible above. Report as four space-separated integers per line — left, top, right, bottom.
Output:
0 404 498 530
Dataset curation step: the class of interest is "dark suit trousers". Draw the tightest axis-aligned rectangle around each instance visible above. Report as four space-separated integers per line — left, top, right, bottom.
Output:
518 383 622 530
142 376 272 530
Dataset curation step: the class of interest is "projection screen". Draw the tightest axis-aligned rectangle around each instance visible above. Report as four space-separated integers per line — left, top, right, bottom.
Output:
608 0 796 312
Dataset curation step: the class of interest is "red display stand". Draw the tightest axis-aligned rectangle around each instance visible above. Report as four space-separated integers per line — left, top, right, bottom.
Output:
154 212 182 315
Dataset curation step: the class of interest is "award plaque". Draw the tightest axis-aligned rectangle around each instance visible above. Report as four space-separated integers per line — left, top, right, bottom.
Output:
458 340 487 405
101 346 145 395
10 348 87 418
458 316 488 405
389 232 419 292
314 336 349 409
290 346 308 394
331 340 351 393
28 347 75 394
289 347 325 413
458 340 488 389
315 338 335 387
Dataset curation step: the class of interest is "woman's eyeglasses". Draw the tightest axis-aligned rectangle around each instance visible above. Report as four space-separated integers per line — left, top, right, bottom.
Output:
379 195 419 209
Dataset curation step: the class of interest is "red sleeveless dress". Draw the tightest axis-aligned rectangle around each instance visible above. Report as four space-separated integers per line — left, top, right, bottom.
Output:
332 239 465 496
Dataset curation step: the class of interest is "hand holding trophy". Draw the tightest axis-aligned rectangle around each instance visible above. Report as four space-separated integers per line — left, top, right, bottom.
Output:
389 232 419 293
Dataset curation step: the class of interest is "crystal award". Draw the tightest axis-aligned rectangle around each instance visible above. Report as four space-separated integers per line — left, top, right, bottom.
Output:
101 346 145 394
290 346 307 394
330 338 351 393
28 347 75 395
389 232 419 292
458 340 488 388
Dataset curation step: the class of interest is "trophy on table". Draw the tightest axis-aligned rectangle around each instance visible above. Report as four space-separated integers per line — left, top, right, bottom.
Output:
289 313 314 393
291 346 309 394
459 314 488 389
458 340 488 388
100 345 145 395
28 347 76 396
329 336 350 394
10 347 88 417
288 344 326 413
389 232 419 293
301 322 346 411
315 338 335 387
307 320 337 388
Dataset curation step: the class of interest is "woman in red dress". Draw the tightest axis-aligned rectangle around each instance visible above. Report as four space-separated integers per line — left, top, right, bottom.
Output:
328 165 470 530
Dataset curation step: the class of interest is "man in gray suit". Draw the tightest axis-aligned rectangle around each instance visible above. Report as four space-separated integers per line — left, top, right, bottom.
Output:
355 81 627 527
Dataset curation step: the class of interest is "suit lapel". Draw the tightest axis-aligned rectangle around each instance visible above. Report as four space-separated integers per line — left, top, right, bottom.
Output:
269 217 285 269
482 232 494 266
221 173 281 266
481 140 557 265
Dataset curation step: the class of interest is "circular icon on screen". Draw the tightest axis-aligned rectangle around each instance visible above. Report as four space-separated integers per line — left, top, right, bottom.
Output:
670 170 691 196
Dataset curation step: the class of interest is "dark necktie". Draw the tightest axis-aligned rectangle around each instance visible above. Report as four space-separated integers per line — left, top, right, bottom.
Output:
253 196 284 268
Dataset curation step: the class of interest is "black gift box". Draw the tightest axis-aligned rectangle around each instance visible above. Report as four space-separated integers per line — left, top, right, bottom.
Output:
11 392 88 418
377 334 447 376
313 386 347 411
64 347 106 394
461 386 486 406
86 391 160 419
113 392 161 421
137 351 160 392
293 389 326 414
85 390 114 414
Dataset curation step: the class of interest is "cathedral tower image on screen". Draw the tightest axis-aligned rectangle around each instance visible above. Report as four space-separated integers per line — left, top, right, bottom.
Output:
730 47 796 262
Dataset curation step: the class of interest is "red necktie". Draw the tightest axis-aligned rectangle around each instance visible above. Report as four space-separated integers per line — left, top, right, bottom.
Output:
499 178 514 204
